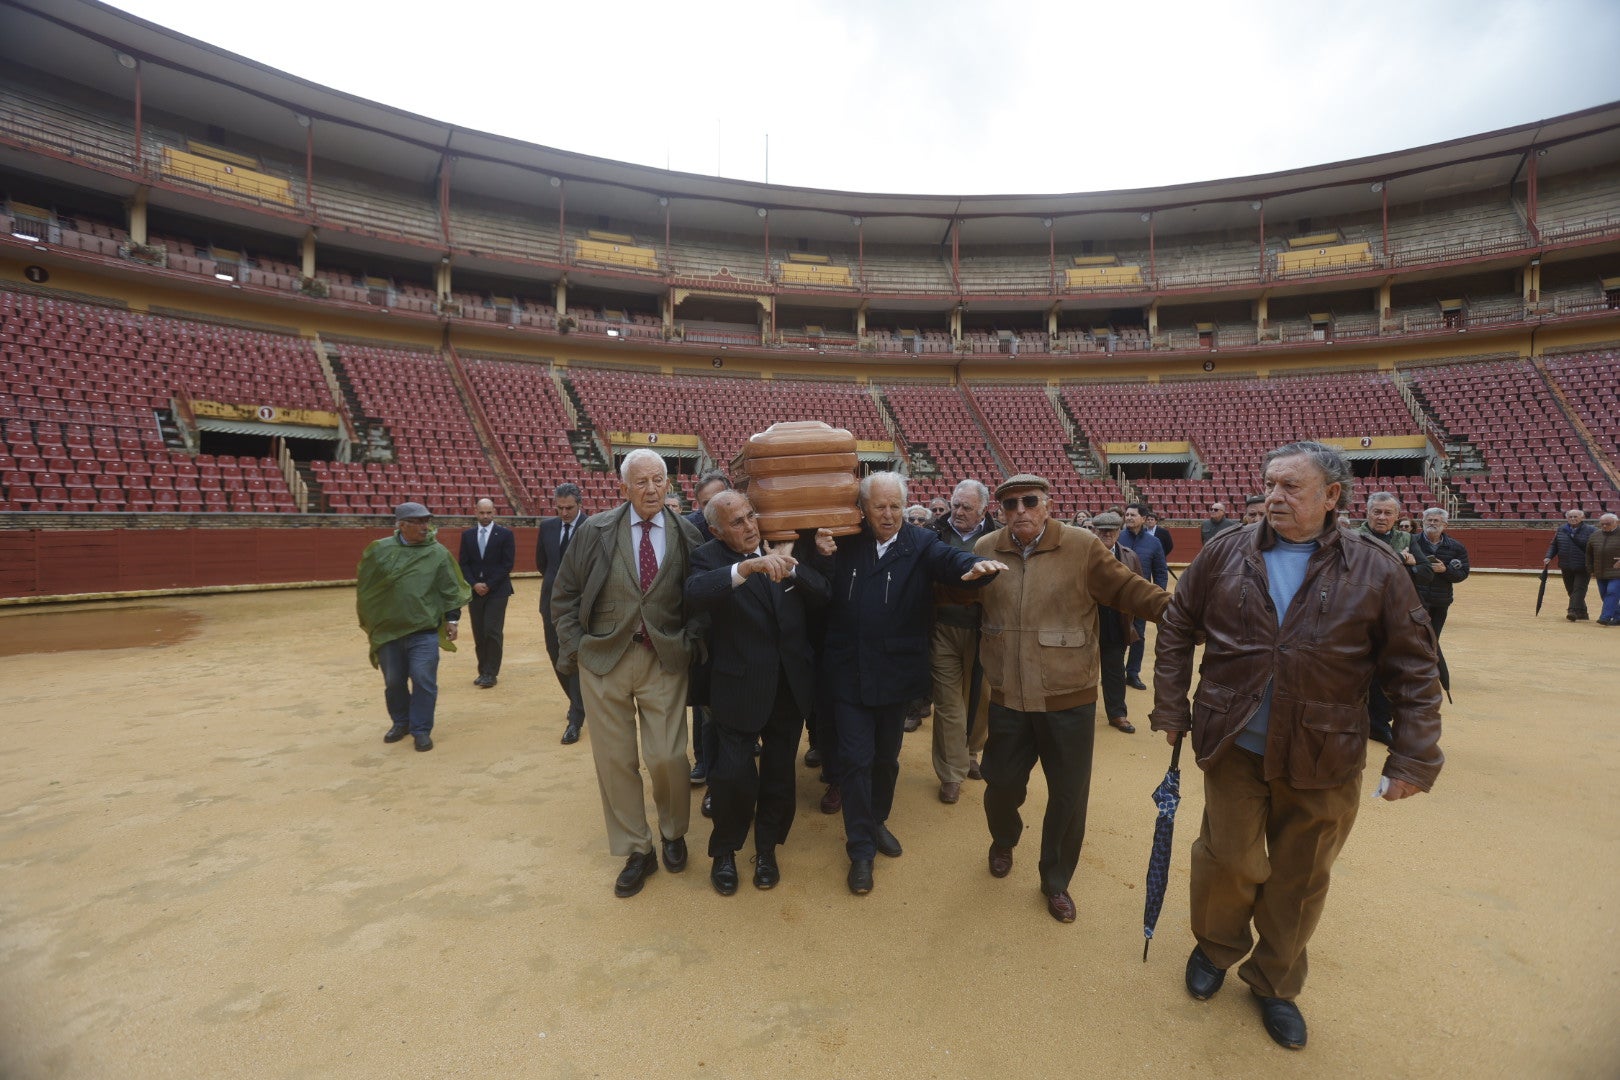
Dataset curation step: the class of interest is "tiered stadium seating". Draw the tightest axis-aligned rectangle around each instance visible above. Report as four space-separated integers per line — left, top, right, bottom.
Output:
966 383 1123 516
1545 351 1620 466
0 289 316 511
460 355 603 507
566 368 888 468
876 383 1002 504
1060 372 1422 519
314 343 507 515
1408 359 1617 519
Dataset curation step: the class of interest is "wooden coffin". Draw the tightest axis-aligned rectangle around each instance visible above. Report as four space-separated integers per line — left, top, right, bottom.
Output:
732 420 863 540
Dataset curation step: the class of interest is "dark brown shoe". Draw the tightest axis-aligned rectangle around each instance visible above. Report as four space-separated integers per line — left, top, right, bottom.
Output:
1108 716 1136 734
819 784 842 815
988 844 1013 878
1046 890 1077 923
938 781 961 804
967 756 982 781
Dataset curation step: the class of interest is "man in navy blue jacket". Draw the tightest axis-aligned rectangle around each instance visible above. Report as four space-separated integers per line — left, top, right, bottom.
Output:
1119 503 1168 690
1544 508 1598 621
813 471 1006 895
458 498 516 688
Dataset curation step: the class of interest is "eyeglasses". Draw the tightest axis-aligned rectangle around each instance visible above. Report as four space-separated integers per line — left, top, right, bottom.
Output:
1001 494 1043 513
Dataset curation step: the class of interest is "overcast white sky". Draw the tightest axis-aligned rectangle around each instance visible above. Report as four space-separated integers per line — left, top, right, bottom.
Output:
109 0 1620 195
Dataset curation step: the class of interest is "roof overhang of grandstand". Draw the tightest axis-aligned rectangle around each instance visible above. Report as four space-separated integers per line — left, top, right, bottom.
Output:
4 0 1620 246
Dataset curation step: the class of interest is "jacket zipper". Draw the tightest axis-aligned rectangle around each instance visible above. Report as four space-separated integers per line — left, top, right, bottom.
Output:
848 569 857 600
884 571 891 605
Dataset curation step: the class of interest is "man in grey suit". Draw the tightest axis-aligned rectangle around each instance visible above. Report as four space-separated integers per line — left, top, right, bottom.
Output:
553 449 707 898
536 482 588 744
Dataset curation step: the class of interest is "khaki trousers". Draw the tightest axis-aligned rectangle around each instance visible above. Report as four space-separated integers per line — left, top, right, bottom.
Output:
1190 747 1361 1001
581 646 691 857
929 622 989 784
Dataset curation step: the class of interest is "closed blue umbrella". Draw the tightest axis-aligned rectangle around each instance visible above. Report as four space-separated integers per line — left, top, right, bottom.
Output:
1142 731 1184 961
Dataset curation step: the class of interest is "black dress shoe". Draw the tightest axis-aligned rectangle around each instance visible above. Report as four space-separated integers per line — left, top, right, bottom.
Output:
1185 946 1227 1001
614 850 658 898
560 724 581 745
804 747 822 769
384 724 409 743
661 836 688 873
753 848 780 890
1253 992 1307 1049
874 823 903 858
848 858 874 894
700 790 713 818
710 853 738 896
1126 675 1148 690
413 734 433 752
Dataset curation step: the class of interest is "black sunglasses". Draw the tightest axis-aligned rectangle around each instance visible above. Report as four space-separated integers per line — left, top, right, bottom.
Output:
1001 494 1043 513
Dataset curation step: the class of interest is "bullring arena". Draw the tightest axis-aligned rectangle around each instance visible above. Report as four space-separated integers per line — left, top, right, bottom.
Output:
1 1 1618 1077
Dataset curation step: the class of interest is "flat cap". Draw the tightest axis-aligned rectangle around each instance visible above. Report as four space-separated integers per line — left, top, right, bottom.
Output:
993 473 1050 500
1091 511 1123 528
394 501 432 521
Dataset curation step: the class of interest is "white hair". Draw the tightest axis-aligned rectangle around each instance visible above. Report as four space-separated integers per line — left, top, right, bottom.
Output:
1601 513 1619 525
952 478 989 509
1422 507 1448 522
859 471 907 506
619 448 667 482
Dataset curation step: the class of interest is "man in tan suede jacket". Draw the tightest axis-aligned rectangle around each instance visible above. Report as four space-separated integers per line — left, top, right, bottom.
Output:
973 474 1170 924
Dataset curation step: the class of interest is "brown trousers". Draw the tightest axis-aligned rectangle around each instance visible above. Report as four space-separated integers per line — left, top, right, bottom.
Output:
1190 747 1361 1000
929 622 990 784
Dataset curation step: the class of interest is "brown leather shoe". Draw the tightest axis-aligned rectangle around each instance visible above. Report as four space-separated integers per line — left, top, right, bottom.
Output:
1108 716 1136 734
1046 890 1077 923
967 756 982 781
939 781 961 804
988 844 1013 878
819 784 842 815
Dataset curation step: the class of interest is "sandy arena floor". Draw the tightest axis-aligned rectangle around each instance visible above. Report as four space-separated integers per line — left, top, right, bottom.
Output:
1 573 1616 1079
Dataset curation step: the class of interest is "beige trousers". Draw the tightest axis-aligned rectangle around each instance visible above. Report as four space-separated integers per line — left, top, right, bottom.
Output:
581 646 691 856
1190 747 1362 1001
930 622 989 784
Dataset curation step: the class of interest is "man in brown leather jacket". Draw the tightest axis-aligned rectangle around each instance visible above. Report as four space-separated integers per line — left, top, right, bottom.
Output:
1150 441 1443 1051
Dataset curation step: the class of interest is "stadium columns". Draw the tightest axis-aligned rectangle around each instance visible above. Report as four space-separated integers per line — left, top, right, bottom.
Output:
1148 300 1158 338
128 186 148 246
301 230 316 279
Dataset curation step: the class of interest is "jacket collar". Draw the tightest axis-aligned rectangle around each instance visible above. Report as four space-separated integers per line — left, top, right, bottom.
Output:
991 521 1063 556
1253 512 1345 555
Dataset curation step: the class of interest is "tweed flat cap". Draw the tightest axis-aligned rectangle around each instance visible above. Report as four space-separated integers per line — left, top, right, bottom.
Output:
1091 511 1123 528
394 501 432 520
993 473 1050 500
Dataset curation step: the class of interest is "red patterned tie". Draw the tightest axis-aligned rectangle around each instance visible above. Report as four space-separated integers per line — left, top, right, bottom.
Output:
638 519 658 591
637 519 657 649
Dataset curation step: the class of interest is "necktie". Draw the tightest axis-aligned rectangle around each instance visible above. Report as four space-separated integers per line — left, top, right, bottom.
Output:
560 521 571 555
479 526 489 557
638 519 658 591
636 519 657 650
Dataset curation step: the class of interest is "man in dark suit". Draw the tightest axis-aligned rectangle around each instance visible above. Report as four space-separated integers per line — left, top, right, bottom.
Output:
813 471 1006 895
552 450 707 899
684 470 730 787
459 498 516 688
536 482 588 743
685 490 828 894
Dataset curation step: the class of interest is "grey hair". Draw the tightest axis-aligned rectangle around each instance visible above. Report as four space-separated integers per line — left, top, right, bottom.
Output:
859 470 907 506
554 482 581 500
905 503 929 519
619 447 667 482
694 470 730 497
1366 491 1399 508
1423 507 1448 522
1601 513 1618 525
1565 508 1585 519
952 478 989 509
1263 440 1353 510
702 488 747 529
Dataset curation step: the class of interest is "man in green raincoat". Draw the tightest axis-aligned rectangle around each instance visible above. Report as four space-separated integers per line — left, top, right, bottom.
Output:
356 502 472 752
1358 491 1434 746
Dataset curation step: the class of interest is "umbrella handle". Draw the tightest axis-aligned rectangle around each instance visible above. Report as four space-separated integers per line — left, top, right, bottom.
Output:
1169 729 1184 771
